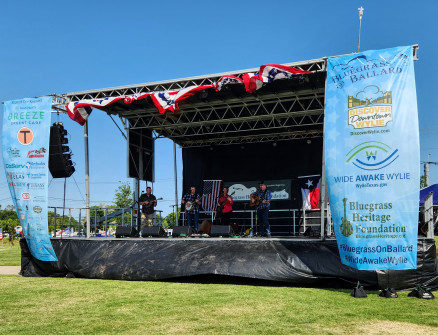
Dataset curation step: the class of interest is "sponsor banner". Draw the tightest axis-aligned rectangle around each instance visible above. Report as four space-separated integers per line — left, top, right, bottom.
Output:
2 97 57 261
324 46 419 270
225 180 291 201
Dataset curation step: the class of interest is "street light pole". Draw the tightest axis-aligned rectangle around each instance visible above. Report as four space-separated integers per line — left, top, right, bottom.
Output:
358 6 364 53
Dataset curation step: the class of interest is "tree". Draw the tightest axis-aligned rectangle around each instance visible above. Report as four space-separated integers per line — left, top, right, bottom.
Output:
163 207 181 228
420 175 427 188
0 209 20 245
113 181 133 208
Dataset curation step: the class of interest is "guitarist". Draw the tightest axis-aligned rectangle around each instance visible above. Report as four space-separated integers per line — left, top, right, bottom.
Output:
250 181 272 238
139 187 157 230
217 186 234 226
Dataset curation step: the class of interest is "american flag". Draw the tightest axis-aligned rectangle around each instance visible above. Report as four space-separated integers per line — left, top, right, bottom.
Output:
202 180 222 212
0 227 3 240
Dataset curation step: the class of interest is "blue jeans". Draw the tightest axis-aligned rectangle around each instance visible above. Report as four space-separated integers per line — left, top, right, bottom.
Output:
257 208 270 236
186 211 199 233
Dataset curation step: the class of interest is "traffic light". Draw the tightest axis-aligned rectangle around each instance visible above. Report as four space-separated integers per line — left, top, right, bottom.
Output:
49 122 75 178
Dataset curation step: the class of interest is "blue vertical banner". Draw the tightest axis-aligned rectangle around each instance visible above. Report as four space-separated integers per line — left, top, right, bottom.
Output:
324 46 419 270
2 96 57 261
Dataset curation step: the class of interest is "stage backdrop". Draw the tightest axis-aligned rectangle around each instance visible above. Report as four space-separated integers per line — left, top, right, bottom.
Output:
2 97 57 261
324 45 419 270
182 139 323 210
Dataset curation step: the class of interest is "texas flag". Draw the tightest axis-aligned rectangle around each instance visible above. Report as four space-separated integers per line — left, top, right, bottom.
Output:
298 175 320 210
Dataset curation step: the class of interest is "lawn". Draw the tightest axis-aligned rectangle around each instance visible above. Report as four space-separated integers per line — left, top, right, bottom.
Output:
0 276 437 335
0 239 21 266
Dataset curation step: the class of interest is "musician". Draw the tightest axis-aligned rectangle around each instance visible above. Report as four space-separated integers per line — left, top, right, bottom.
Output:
250 181 272 237
181 186 202 233
217 186 233 226
139 187 157 230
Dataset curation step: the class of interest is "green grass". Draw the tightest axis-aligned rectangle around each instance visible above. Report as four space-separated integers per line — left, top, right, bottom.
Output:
0 239 21 266
0 276 437 335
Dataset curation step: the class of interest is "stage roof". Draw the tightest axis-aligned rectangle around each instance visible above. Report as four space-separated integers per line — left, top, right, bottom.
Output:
58 47 418 148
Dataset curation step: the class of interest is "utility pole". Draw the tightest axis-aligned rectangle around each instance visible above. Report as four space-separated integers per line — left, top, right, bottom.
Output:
422 154 438 187
357 6 364 53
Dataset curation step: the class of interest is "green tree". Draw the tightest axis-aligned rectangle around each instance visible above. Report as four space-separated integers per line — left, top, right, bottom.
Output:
163 207 181 228
420 175 427 188
113 182 133 208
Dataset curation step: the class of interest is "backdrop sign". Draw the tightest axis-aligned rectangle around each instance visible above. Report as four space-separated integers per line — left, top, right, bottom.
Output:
226 180 291 201
2 97 57 261
324 46 419 270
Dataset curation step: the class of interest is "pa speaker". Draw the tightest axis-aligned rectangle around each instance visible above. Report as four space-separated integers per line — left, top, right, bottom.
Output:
210 225 233 237
172 226 194 237
115 226 137 238
141 226 166 237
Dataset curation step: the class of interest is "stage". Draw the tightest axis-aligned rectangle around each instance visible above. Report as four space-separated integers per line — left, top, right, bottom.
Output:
20 237 437 290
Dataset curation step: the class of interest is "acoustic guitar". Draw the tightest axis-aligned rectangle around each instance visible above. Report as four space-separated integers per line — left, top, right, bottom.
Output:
142 197 163 208
249 194 260 207
217 191 236 213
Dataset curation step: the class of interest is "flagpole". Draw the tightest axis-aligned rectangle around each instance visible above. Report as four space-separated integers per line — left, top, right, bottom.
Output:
357 6 364 53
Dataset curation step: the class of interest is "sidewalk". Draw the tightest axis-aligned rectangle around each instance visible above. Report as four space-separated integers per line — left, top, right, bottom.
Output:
0 266 21 275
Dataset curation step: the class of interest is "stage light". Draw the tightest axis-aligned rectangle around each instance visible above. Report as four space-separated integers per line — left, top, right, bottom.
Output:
240 145 245 150
272 142 277 147
209 146 214 151
307 139 312 144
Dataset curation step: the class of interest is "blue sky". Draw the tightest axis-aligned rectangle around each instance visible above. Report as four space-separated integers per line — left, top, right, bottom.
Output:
1 0 437 217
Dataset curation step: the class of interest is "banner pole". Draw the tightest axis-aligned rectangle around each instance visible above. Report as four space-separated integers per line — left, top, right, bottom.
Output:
173 142 178 226
84 120 91 239
320 58 328 241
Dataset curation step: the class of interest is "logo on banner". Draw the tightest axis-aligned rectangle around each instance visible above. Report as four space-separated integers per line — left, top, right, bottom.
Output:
7 147 21 160
348 86 392 129
17 127 34 145
25 161 46 169
346 141 399 171
27 147 46 158
7 172 25 180
21 192 31 200
5 163 26 169
33 206 42 213
340 198 353 237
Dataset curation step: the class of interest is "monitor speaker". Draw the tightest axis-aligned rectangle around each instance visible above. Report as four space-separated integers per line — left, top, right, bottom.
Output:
172 226 194 237
141 226 166 237
210 225 233 237
115 226 137 238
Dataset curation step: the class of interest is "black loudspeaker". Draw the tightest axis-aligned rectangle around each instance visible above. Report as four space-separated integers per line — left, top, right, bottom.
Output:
115 226 137 238
210 225 233 237
141 226 166 237
49 122 75 178
172 226 194 237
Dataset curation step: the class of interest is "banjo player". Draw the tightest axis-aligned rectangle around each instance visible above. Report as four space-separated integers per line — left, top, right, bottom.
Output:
181 185 202 233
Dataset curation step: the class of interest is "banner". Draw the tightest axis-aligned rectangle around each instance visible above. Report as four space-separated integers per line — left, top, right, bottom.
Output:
225 180 291 201
2 97 57 261
324 46 419 270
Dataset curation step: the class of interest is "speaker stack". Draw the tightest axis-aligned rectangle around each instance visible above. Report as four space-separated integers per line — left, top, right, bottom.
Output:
49 122 75 178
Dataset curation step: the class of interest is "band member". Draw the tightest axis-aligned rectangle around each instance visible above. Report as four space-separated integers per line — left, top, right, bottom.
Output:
217 186 233 226
250 181 272 237
139 187 157 231
181 186 202 233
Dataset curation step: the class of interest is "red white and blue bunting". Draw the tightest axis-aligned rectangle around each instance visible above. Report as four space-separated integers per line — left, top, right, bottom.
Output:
67 64 310 125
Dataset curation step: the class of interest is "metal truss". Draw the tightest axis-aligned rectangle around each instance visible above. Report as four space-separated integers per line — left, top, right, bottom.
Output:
124 88 325 147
